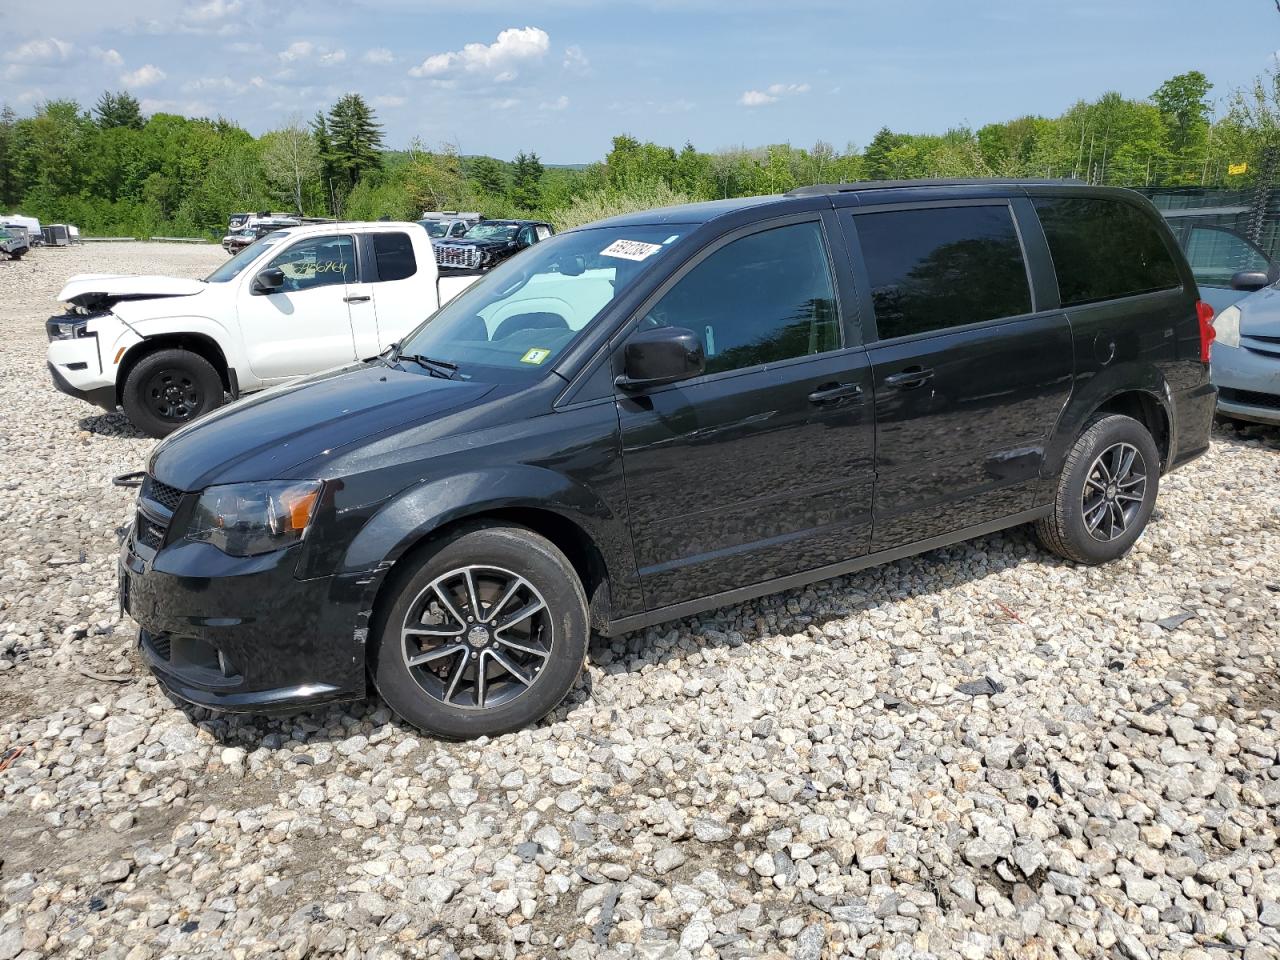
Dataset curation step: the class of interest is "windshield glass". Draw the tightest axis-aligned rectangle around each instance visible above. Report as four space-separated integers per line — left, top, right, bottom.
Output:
419 220 449 238
206 231 289 282
397 224 685 382
465 222 520 241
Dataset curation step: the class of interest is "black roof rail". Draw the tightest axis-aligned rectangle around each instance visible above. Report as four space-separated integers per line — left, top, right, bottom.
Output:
785 177 1088 197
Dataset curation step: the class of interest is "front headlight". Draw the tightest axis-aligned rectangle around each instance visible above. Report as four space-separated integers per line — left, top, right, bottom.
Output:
1214 305 1242 349
186 480 322 557
50 319 89 339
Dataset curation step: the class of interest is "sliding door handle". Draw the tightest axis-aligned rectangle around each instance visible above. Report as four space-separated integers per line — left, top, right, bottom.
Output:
883 367 933 389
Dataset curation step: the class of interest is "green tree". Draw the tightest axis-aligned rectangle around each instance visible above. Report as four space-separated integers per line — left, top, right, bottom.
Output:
261 118 321 213
326 94 384 191
863 127 909 179
467 155 508 199
0 105 17 207
510 151 544 209
94 90 144 130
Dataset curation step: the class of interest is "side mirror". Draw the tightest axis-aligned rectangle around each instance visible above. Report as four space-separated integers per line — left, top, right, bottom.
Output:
252 267 285 295
616 326 705 390
1230 269 1272 292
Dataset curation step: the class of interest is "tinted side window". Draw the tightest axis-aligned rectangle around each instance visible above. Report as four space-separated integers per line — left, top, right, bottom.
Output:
267 235 355 291
372 231 417 282
642 221 840 376
1034 197 1181 306
856 205 1032 341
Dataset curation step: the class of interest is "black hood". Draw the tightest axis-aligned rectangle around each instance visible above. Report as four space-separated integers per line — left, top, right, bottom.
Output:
445 237 517 251
149 364 496 491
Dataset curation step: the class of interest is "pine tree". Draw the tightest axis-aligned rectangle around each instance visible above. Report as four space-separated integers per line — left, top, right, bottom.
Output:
510 151 544 209
94 91 144 130
0 105 17 207
326 94 384 190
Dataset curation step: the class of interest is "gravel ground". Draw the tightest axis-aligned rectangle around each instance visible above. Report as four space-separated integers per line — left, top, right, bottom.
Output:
2 243 1280 960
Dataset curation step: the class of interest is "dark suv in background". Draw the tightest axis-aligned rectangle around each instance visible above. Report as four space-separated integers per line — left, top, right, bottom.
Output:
120 180 1217 739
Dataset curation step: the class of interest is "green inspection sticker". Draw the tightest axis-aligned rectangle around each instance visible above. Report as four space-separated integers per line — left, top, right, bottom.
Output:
520 348 551 365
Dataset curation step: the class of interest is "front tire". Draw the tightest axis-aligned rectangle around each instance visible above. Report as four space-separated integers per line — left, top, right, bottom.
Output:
121 348 224 438
369 524 589 740
1036 414 1160 565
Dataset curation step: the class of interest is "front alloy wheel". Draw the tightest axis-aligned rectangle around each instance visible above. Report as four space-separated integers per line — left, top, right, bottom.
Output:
371 524 589 739
402 566 552 710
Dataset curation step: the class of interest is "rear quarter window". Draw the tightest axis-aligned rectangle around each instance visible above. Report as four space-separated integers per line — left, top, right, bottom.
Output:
372 231 418 282
1034 197 1182 307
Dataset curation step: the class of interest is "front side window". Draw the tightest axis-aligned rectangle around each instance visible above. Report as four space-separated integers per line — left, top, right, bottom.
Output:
451 222 468 237
856 205 1032 341
641 221 839 377
266 235 356 292
396 224 686 381
1034 197 1182 306
1181 225 1271 288
372 231 417 282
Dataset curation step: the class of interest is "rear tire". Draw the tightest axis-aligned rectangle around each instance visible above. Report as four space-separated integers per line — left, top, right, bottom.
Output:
1035 414 1160 565
121 348 224 438
369 524 589 740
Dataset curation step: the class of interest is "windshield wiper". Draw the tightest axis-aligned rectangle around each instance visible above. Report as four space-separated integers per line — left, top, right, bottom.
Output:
397 351 461 380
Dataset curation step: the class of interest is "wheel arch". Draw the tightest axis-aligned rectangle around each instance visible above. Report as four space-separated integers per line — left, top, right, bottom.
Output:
339 467 634 644
115 333 233 406
1046 363 1176 482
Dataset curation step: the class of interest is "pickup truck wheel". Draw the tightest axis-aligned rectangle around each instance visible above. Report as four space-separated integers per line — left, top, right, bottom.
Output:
370 524 589 740
1035 414 1159 565
122 348 224 438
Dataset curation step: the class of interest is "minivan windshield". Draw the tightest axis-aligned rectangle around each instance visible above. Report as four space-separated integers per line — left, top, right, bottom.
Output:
205 231 290 282
396 224 685 382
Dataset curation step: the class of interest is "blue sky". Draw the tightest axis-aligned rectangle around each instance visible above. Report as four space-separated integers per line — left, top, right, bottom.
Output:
3 0 1279 164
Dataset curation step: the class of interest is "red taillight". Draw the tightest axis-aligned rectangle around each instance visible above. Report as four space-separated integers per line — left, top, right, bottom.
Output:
1197 300 1215 362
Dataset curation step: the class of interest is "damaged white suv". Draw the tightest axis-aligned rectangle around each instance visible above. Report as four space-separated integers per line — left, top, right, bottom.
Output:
46 222 480 437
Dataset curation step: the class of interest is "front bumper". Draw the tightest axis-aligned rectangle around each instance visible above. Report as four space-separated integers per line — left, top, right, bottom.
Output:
120 519 369 713
48 360 116 412
1212 341 1280 425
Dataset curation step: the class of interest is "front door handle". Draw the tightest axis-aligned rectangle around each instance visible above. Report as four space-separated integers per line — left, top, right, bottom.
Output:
883 366 933 389
808 381 863 405
344 294 371 303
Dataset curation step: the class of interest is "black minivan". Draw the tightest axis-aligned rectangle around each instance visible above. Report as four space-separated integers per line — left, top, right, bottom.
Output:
120 180 1218 739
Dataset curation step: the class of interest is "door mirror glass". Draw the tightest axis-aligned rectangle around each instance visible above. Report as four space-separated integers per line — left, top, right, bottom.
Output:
1230 269 1274 291
252 267 285 295
617 326 705 389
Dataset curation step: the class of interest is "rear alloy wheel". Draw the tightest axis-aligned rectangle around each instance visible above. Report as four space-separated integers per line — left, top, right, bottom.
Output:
1036 414 1160 565
122 348 224 438
371 525 589 739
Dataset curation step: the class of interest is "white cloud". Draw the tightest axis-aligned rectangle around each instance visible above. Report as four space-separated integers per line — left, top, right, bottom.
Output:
739 90 776 107
409 26 549 78
93 47 124 67
539 95 569 111
188 0 242 21
489 98 520 110
319 49 347 65
373 95 406 108
363 47 394 64
739 81 809 107
562 45 590 73
226 41 264 55
278 41 313 62
4 37 73 64
122 64 166 88
493 70 516 83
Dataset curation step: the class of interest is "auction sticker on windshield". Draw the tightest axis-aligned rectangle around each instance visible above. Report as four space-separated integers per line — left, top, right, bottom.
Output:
600 239 663 261
520 348 551 365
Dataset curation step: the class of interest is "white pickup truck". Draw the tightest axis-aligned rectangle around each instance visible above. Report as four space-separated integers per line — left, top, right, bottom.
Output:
46 222 481 436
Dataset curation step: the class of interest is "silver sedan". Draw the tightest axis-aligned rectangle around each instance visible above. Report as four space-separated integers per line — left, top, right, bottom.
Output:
1213 284 1280 425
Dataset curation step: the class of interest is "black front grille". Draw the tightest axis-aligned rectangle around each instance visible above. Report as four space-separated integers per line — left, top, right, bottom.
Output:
142 476 184 512
135 513 168 550
1220 387 1280 410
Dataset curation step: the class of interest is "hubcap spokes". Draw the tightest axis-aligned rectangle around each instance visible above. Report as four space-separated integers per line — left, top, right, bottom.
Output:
1082 441 1147 542
401 565 551 710
146 370 202 421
